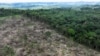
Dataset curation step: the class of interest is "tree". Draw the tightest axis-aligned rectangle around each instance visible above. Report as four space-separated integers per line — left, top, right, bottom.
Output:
67 28 76 36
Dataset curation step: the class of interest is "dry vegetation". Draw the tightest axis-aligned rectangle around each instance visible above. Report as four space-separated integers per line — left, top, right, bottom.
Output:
0 15 100 56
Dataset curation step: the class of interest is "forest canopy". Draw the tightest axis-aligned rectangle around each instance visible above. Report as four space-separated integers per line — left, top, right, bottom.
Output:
0 7 100 50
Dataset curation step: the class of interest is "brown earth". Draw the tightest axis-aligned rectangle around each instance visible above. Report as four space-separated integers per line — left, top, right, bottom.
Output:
0 15 100 56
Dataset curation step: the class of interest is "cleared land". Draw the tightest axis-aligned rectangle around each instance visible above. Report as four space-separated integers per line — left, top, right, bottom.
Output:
0 15 100 56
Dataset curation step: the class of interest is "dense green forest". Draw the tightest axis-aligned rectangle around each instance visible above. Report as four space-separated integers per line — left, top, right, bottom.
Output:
0 7 100 50
0 8 23 17
24 8 100 50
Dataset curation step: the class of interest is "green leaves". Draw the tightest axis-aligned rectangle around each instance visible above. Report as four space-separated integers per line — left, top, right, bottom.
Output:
25 8 100 50
87 32 97 37
67 28 76 36
2 46 15 56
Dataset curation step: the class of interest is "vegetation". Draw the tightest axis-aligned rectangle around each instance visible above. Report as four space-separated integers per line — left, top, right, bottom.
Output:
2 45 15 56
45 31 52 37
0 6 100 50
0 7 99 56
0 8 23 17
24 8 100 50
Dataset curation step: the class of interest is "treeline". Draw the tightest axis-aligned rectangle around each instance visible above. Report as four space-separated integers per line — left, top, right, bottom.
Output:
24 8 100 50
0 8 23 17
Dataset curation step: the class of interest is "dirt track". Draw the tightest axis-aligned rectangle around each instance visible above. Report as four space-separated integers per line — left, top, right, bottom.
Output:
0 15 100 56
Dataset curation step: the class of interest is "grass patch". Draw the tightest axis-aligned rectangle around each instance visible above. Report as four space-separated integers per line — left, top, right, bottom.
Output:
45 31 52 37
2 45 15 56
